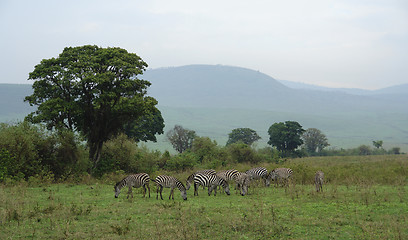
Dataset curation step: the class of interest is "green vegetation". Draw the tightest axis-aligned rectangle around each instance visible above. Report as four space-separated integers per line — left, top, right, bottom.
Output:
25 45 163 172
1 155 407 239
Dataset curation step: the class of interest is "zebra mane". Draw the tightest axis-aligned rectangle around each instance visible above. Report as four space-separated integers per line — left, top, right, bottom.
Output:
176 179 187 191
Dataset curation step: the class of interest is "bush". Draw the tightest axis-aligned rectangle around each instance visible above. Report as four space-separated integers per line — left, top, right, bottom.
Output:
165 152 198 172
227 143 259 164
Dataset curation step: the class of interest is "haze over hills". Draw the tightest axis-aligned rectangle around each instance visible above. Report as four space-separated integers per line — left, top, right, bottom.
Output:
1 64 407 151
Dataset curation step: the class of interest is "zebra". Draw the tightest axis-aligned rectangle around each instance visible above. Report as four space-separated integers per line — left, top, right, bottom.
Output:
186 169 216 190
315 171 324 192
234 172 251 196
114 173 150 198
216 169 239 182
152 175 187 201
268 168 293 187
193 173 230 196
245 167 270 186
216 169 240 190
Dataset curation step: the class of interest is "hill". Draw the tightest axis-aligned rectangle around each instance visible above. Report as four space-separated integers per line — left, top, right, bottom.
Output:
1 65 407 151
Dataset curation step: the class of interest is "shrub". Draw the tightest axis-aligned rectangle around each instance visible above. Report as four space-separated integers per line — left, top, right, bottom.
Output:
165 152 198 172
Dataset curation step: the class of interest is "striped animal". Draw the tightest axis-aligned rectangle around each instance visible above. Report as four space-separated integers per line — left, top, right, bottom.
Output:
234 172 251 196
245 167 270 186
153 175 187 201
114 173 150 198
216 169 240 190
193 173 230 196
186 169 216 190
216 169 239 182
268 168 293 187
315 171 324 192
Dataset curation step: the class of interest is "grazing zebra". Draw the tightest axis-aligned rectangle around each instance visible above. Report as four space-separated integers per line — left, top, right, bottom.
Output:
245 167 270 186
268 168 293 187
153 175 187 201
114 173 150 198
216 169 239 182
234 172 251 196
216 169 240 190
193 173 230 196
186 169 216 190
315 171 324 192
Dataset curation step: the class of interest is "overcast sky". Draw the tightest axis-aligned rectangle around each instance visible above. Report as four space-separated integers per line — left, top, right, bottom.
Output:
1 0 407 89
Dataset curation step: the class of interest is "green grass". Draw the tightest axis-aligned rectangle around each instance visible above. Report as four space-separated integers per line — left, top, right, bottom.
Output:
1 183 407 239
1 155 407 239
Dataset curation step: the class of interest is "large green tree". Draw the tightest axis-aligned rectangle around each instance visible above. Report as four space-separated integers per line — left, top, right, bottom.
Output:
267 121 305 157
226 128 261 146
25 45 163 171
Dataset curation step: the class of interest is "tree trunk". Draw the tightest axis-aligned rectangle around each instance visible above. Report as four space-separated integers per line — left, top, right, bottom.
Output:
88 140 104 174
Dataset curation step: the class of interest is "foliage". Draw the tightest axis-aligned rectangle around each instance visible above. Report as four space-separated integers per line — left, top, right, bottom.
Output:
0 122 89 181
372 140 383 149
25 45 163 171
226 142 260 164
123 106 164 142
95 134 161 177
302 128 329 154
268 121 305 157
226 127 261 146
166 125 196 153
165 152 198 171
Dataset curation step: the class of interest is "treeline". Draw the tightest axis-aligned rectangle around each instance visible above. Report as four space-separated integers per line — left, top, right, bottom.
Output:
0 121 402 183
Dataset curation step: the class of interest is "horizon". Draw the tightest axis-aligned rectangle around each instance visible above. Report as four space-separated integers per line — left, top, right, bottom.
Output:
1 64 405 91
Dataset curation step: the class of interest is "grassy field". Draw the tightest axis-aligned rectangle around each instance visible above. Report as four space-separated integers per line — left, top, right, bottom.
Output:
1 155 407 239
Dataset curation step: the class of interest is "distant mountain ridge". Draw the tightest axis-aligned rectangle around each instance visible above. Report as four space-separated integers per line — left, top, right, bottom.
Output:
1 64 407 151
144 65 407 114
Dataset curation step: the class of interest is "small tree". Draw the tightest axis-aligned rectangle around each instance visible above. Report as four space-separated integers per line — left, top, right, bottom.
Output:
226 128 261 146
166 125 196 153
267 121 305 157
372 140 383 149
302 128 329 154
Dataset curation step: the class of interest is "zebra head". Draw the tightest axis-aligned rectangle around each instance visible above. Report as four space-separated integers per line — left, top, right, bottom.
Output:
180 189 187 200
186 174 194 190
114 183 121 198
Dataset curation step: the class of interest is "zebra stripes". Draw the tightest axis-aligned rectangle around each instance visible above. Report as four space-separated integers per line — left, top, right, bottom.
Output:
234 172 251 196
153 175 187 200
186 169 216 190
114 173 150 198
245 167 270 186
268 168 293 187
193 173 230 196
315 171 324 192
216 169 239 182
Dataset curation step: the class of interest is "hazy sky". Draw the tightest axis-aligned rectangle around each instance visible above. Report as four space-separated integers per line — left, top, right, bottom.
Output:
1 0 407 89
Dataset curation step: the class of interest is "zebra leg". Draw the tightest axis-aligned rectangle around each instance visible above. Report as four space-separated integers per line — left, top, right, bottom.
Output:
127 186 132 199
147 184 151 198
156 185 159 200
214 186 217 196
169 187 174 200
159 186 164 200
142 185 146 198
194 183 198 196
208 186 212 196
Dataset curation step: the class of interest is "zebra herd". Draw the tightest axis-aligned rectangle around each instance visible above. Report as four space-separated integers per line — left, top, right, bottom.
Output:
114 168 325 200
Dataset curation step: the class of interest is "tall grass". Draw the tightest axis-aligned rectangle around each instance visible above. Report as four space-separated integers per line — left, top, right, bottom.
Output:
1 155 407 239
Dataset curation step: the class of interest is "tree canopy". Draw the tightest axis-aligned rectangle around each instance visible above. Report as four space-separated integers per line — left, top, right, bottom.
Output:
25 45 163 171
226 128 261 146
166 125 196 153
302 128 329 154
267 121 305 157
